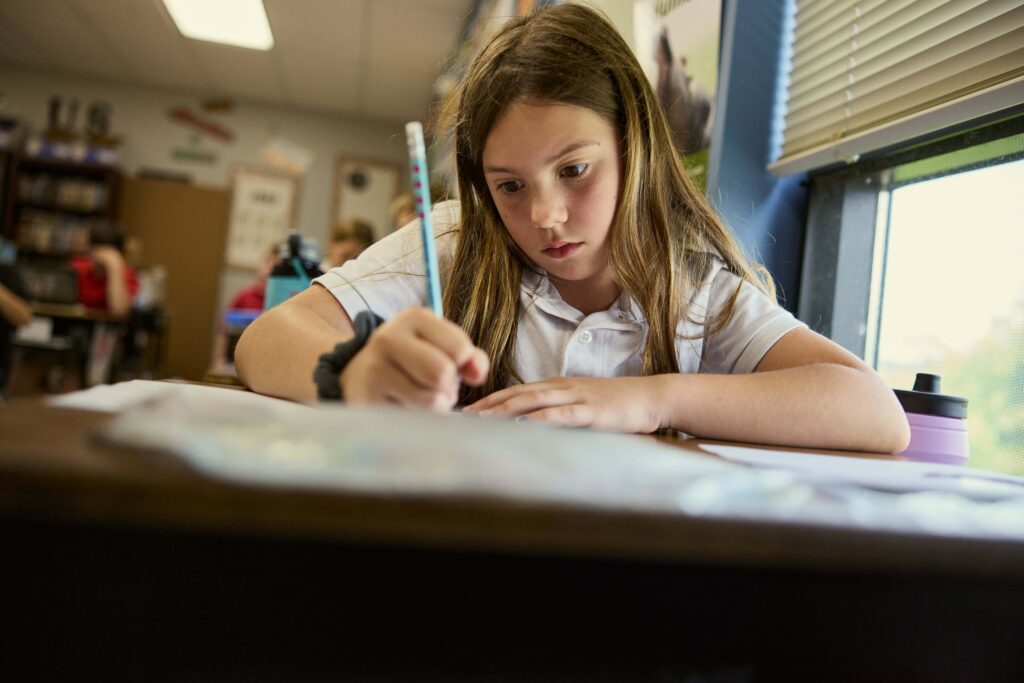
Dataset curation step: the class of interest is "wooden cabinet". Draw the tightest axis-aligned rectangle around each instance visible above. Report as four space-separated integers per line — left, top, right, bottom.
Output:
118 177 229 382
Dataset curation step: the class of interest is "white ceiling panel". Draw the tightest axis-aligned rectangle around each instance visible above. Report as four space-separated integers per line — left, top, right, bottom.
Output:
0 5 49 70
1 0 126 81
367 2 465 74
266 0 364 113
189 39 288 102
69 0 212 92
363 75 437 124
0 0 476 125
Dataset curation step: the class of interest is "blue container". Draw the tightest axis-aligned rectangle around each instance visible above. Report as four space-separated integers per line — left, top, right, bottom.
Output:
264 233 322 311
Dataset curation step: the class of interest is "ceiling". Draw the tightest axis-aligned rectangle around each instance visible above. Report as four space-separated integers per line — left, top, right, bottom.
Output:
0 0 477 125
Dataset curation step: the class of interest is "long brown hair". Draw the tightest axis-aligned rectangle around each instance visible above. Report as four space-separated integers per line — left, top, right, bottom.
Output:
444 3 773 402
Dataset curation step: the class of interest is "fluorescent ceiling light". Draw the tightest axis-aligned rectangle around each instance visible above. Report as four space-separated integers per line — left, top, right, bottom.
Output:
163 0 275 51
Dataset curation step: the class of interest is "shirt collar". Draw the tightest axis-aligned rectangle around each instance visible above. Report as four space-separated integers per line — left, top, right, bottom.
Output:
520 268 644 328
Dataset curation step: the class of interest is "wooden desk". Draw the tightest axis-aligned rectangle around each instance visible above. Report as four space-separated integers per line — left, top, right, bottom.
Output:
31 301 123 323
11 303 165 395
2 397 1023 681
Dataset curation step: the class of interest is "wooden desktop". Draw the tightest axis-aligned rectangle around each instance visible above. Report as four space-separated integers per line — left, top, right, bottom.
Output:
1 393 1022 681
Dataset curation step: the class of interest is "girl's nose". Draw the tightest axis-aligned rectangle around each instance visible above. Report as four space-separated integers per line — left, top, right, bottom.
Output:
531 192 568 229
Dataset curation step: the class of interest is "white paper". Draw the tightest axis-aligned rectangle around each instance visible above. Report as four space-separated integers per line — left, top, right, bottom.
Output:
100 389 736 513
15 316 53 343
699 443 1024 500
48 379 292 413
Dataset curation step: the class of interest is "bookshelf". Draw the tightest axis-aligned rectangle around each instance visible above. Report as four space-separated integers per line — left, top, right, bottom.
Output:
1 155 122 261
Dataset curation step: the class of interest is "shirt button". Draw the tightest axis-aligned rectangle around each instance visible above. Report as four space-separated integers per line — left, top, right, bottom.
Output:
578 330 593 345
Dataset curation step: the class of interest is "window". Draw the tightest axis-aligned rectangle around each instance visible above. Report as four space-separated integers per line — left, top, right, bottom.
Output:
871 155 1024 474
800 118 1024 474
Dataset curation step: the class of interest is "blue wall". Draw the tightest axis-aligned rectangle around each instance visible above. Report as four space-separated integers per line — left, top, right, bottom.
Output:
707 0 807 312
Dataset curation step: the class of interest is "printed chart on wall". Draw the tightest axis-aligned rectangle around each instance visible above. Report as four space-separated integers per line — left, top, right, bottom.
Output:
638 0 721 188
226 167 299 269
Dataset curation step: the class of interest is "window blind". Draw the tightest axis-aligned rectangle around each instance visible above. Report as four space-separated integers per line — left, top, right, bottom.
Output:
770 0 1024 175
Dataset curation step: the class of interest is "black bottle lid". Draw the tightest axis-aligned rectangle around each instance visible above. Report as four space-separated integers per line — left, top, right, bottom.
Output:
893 373 968 419
270 233 322 279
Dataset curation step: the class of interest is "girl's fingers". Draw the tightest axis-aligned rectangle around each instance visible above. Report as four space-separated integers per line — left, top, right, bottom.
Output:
519 403 595 428
463 384 528 412
375 329 459 391
365 358 455 410
473 386 576 417
458 348 490 386
403 309 489 379
344 307 489 408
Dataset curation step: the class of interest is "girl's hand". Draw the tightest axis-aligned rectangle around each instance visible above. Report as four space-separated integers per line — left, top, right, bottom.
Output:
463 376 666 433
340 307 489 411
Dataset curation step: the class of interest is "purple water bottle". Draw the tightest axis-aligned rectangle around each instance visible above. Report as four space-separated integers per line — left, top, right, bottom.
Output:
894 373 969 465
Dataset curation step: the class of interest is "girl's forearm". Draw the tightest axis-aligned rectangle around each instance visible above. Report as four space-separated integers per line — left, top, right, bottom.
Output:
104 264 131 318
653 365 910 453
235 301 353 402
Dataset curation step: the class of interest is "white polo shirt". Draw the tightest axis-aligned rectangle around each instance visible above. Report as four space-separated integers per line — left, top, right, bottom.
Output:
314 200 804 383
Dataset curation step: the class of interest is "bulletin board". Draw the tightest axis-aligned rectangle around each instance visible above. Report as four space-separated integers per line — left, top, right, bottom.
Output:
333 156 401 240
226 166 300 269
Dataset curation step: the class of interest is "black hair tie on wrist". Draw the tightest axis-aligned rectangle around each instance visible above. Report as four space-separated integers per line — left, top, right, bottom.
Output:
313 310 385 401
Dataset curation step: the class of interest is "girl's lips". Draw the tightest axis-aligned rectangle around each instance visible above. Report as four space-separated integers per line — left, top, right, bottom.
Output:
542 242 582 259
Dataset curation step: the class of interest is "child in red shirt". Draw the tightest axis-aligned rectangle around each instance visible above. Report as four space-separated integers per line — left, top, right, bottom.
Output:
68 223 138 318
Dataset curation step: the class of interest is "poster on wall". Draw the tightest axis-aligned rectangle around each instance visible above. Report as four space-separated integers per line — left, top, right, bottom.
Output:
226 166 299 269
334 157 401 240
637 0 721 186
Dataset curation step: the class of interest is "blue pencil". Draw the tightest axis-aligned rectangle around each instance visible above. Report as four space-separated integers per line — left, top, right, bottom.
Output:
405 121 443 317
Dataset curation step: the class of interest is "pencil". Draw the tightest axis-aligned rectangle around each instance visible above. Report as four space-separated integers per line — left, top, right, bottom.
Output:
404 121 443 317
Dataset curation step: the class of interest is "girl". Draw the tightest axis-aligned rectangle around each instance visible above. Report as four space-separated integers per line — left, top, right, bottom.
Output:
236 4 910 453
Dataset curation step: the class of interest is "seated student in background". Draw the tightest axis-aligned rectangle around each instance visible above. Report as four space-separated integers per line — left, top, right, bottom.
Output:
236 5 909 453
388 193 418 233
0 259 33 396
389 186 447 232
209 243 279 373
229 243 279 312
321 218 375 271
70 222 139 318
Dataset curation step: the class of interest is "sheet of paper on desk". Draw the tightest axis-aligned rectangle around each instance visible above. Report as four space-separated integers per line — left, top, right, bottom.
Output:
49 379 293 413
97 380 736 512
700 443 1024 499
93 381 1024 540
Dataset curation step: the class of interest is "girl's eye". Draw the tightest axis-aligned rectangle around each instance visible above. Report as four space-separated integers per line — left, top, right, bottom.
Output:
496 180 523 194
560 163 589 179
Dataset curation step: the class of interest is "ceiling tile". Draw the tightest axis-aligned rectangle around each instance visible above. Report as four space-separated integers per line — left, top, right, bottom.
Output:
69 0 211 92
0 6 50 71
265 0 364 113
0 0 477 123
1 0 127 81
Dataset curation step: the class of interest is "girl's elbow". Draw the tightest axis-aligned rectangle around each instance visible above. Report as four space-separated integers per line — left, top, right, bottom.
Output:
234 324 258 385
875 389 911 453
234 313 272 388
892 411 909 454
864 369 912 453
889 412 912 454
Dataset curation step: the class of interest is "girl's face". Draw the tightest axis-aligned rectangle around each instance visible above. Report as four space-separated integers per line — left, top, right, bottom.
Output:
482 100 622 307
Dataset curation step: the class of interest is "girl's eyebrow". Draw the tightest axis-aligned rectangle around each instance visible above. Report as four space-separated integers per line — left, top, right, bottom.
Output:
484 140 600 174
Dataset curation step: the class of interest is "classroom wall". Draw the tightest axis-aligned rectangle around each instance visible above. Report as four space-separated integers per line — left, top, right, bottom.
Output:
0 65 410 366
707 0 808 312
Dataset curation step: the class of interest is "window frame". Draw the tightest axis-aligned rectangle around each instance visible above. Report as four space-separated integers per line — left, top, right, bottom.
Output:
798 111 1024 361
